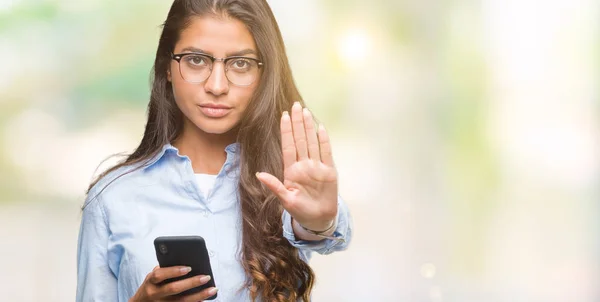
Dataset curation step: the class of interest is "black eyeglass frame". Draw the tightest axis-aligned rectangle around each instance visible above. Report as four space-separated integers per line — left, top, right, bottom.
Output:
171 52 264 86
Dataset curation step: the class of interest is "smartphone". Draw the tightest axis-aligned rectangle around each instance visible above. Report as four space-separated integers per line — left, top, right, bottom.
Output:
154 235 217 299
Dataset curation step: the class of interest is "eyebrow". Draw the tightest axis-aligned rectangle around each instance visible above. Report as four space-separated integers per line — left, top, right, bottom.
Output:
180 46 258 57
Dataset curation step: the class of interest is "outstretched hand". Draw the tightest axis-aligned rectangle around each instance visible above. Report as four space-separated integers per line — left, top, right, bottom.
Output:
255 102 338 232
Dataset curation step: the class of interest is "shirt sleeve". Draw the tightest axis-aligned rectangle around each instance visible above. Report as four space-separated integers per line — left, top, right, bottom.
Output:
281 194 353 255
76 192 118 302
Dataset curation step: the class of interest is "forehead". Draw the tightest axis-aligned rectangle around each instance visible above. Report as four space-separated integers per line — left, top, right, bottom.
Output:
175 15 257 56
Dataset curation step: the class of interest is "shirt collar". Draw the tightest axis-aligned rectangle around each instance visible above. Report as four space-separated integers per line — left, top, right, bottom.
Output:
142 141 240 170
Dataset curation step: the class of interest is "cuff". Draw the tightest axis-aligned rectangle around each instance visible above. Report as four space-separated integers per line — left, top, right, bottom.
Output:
281 195 352 255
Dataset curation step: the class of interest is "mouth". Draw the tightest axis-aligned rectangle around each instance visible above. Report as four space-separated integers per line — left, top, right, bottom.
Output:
199 103 232 109
198 105 232 118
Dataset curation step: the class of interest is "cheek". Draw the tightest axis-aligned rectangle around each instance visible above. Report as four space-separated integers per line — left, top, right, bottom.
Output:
170 66 194 107
234 87 256 114
169 63 190 91
242 80 259 105
171 85 195 119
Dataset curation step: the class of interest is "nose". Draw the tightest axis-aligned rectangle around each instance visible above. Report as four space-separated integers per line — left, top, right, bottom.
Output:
204 61 229 96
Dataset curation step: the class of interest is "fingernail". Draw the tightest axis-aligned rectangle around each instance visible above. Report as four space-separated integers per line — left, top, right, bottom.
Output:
255 172 261 178
293 101 301 108
303 107 310 115
199 275 211 283
208 287 218 295
180 267 192 273
282 111 289 117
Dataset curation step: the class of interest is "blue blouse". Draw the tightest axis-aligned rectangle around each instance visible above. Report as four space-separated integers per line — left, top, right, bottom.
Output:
76 142 353 301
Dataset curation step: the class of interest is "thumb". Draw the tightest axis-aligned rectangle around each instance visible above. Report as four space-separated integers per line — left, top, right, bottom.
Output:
255 172 290 204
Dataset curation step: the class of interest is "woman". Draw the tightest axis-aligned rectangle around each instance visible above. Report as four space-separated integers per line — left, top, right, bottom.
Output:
76 0 352 301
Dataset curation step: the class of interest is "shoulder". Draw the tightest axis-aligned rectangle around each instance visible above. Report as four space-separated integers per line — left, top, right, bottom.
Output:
82 162 152 212
82 143 200 213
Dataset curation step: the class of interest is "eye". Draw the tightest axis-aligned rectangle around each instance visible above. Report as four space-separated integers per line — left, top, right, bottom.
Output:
230 59 251 70
185 55 208 66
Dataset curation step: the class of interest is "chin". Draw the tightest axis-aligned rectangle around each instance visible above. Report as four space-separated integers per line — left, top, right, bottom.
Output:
194 120 237 135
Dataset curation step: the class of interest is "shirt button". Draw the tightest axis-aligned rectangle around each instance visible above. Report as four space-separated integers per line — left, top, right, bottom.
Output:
208 250 215 257
202 210 210 217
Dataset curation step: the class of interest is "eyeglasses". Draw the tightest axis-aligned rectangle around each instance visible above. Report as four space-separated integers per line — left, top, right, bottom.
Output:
172 52 263 86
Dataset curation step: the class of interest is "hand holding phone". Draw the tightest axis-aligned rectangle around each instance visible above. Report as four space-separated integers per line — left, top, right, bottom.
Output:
130 235 218 301
129 265 217 302
155 236 217 298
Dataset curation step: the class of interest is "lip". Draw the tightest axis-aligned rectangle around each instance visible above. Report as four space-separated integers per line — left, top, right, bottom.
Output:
199 103 232 109
198 105 232 118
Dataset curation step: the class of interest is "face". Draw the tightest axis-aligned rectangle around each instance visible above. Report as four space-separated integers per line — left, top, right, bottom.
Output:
168 15 260 136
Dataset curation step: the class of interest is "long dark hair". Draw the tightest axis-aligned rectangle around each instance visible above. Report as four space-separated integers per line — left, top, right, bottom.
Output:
86 0 318 300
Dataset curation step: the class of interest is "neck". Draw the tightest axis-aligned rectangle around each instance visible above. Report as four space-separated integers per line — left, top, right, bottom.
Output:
173 119 238 175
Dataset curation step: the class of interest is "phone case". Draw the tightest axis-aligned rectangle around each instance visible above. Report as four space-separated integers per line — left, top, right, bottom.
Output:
154 235 217 299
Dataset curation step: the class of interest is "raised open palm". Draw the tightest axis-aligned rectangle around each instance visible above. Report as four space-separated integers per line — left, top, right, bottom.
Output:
255 102 338 231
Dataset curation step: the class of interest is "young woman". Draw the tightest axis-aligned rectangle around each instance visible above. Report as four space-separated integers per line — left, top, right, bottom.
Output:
76 1 352 301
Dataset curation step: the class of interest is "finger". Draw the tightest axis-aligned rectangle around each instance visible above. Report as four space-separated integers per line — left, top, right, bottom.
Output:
302 108 320 162
318 124 335 167
255 172 291 206
291 102 308 160
281 111 296 169
181 287 219 302
160 275 212 297
148 266 192 284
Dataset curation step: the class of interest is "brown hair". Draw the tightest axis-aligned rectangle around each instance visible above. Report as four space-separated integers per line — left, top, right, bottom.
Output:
86 0 318 301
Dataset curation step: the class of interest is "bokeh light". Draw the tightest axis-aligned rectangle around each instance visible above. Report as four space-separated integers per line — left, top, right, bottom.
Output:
337 29 372 65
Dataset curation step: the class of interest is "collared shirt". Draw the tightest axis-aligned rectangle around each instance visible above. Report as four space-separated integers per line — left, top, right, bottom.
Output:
76 142 353 301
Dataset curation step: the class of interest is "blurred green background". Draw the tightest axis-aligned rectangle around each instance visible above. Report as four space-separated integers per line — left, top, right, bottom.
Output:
0 0 598 301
